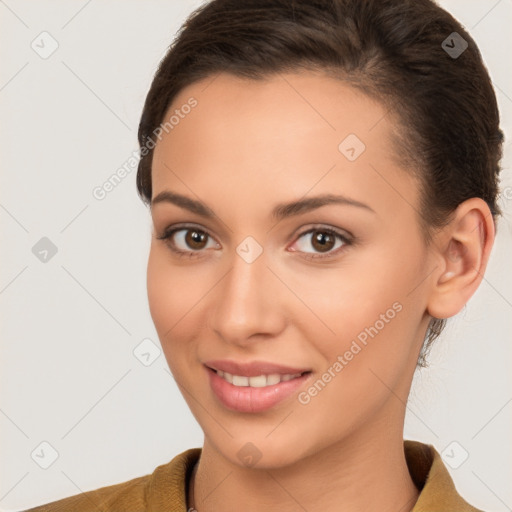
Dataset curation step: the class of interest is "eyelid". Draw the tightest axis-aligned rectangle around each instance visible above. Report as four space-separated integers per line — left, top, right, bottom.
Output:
156 222 353 259
288 224 353 260
291 224 354 243
156 222 219 246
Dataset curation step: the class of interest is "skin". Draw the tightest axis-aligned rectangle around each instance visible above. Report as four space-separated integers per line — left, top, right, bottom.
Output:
147 71 494 512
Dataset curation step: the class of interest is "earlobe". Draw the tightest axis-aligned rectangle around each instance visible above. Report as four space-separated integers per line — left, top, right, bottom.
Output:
426 198 495 319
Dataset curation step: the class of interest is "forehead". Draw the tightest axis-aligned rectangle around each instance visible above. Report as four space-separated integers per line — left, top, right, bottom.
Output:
158 70 388 155
151 71 418 221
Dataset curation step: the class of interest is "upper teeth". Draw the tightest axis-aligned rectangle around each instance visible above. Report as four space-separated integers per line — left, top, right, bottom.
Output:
216 370 303 387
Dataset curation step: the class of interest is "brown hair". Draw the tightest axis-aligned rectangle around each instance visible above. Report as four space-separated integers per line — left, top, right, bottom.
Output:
136 0 504 366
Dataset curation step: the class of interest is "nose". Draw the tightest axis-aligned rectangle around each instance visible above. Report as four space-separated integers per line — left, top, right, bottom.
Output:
208 246 285 347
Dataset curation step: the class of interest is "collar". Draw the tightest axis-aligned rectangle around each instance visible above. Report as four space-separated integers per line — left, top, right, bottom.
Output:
404 440 482 511
146 440 482 511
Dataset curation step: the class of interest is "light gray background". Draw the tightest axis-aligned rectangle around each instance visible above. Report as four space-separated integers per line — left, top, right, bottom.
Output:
1 1 511 510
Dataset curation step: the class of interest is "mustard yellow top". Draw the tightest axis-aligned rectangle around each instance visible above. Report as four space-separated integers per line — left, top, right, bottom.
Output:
24 440 483 511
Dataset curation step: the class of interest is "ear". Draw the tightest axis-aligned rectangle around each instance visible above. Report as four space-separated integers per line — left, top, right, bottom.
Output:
426 198 495 319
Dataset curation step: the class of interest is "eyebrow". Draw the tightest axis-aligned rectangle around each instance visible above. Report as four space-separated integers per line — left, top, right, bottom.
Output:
151 190 376 221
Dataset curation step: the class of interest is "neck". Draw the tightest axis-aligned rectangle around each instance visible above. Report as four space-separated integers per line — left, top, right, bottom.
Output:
189 418 419 512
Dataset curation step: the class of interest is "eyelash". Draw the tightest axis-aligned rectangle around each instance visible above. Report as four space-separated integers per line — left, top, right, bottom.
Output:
156 223 353 261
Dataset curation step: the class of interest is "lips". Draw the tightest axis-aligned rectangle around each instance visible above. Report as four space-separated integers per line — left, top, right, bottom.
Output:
204 359 312 413
215 370 304 387
204 359 311 377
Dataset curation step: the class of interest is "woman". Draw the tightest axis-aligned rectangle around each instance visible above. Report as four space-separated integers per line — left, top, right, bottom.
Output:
26 0 504 510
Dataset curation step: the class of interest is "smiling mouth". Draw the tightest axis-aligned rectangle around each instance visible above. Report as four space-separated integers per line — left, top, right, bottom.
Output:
205 363 313 413
210 368 311 388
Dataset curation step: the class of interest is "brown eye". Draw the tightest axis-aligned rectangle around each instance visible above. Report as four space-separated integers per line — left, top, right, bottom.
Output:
156 226 219 256
184 229 209 250
291 226 352 260
310 231 336 253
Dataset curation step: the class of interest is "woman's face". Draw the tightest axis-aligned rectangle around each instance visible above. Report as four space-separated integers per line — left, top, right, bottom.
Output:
148 71 435 468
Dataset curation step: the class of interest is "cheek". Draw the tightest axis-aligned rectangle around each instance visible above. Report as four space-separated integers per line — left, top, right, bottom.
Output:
147 245 203 329
147 247 175 334
146 245 215 373
146 247 193 366
289 257 424 450
289 242 424 353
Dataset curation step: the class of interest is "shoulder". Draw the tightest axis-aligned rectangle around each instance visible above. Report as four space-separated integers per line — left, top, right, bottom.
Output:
23 448 201 512
23 473 149 512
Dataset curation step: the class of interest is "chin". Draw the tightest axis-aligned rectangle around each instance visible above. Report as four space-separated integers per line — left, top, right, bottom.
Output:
204 428 315 471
